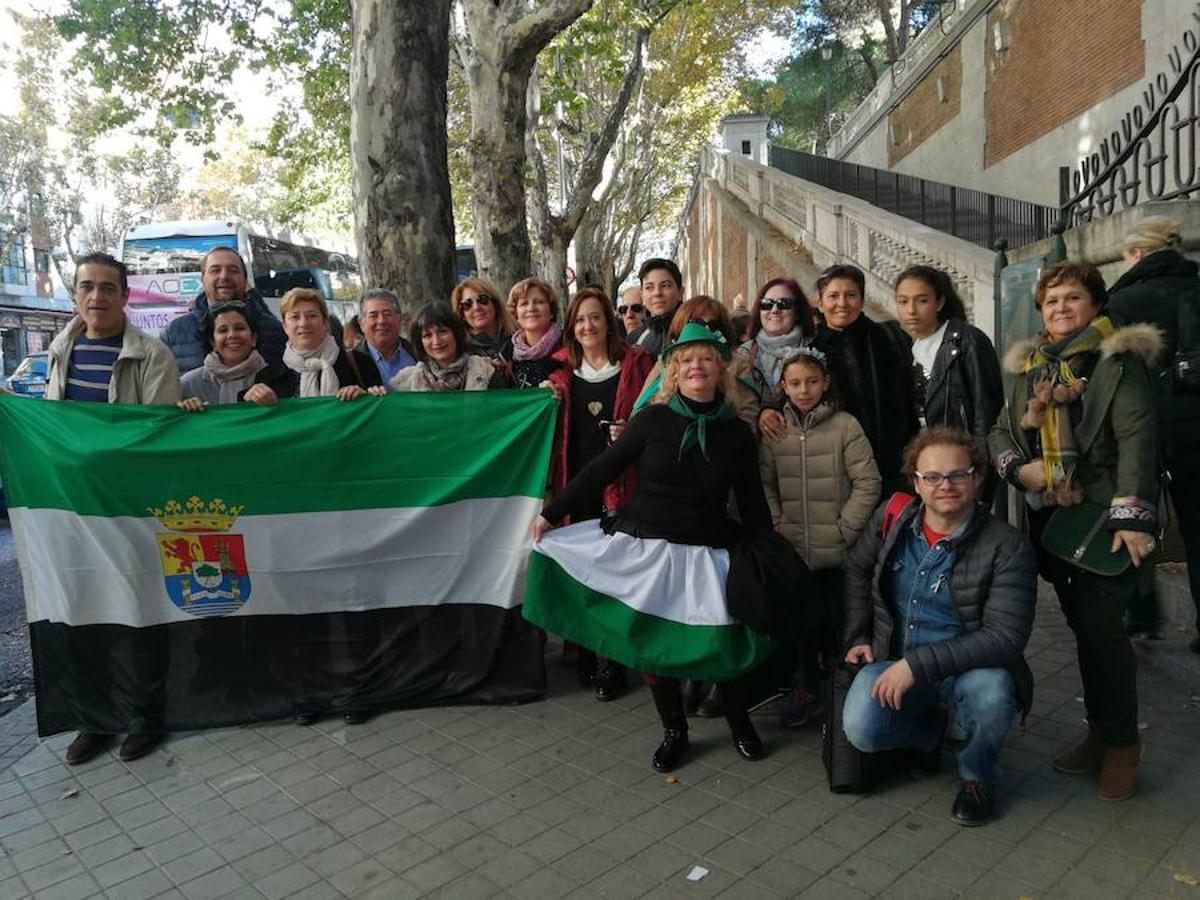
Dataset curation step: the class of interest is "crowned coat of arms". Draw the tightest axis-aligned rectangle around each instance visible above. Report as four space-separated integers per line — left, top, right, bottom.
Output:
150 496 251 617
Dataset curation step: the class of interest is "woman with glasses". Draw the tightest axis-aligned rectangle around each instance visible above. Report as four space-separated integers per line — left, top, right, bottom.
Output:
893 266 1003 441
541 286 655 700
391 302 509 392
451 277 515 359
989 261 1160 802
503 277 565 389
735 278 816 408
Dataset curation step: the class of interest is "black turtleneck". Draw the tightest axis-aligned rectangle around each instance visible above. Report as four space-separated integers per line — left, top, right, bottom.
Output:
543 395 771 547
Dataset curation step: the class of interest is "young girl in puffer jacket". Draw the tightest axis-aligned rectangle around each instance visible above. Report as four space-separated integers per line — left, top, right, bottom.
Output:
759 346 882 726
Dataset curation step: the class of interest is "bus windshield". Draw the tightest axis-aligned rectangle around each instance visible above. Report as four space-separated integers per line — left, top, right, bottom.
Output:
123 234 237 275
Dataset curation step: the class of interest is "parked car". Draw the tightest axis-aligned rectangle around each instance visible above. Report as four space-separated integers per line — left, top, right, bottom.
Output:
7 352 48 398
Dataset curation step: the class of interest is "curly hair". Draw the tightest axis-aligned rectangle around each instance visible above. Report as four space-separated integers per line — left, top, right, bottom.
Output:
901 426 987 481
653 344 735 405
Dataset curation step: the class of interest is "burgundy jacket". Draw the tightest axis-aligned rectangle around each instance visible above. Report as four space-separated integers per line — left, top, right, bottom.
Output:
548 344 655 518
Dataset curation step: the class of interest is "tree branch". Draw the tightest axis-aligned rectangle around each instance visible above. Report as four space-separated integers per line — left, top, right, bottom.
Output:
506 0 594 65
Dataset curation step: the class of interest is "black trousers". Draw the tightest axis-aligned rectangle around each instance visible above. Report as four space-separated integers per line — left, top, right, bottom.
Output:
1052 566 1139 747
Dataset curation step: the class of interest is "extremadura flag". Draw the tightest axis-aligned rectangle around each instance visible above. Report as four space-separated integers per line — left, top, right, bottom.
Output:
0 391 556 736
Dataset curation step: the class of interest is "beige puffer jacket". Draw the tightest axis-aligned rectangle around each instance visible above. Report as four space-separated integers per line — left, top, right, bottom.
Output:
759 403 882 569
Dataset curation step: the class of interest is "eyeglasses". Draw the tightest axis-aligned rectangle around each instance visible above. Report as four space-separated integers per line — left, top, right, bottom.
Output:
617 303 644 315
913 467 976 486
460 296 492 310
759 298 795 311
687 317 721 332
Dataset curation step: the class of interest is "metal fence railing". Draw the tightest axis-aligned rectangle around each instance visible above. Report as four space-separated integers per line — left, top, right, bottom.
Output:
768 145 1058 251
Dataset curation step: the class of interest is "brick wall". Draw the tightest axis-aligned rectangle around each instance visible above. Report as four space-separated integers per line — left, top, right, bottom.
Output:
756 245 787 286
887 43 962 166
705 192 719 297
721 214 747 304
686 199 701 294
985 0 1143 167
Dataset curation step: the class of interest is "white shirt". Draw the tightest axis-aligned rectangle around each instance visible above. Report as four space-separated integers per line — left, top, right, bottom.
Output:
911 321 949 381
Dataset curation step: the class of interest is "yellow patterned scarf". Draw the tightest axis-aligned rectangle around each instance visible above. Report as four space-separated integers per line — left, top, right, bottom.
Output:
1021 316 1114 505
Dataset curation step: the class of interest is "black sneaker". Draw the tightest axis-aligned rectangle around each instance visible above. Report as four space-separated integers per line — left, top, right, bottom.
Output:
651 729 689 772
950 780 996 827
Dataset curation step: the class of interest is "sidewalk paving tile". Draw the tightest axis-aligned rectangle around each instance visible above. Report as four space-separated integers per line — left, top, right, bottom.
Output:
0 586 1197 898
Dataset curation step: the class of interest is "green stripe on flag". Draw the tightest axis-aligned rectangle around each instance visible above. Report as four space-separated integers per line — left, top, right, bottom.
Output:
0 391 556 517
523 551 777 682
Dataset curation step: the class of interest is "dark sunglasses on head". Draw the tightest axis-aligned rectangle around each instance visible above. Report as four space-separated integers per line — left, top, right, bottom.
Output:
460 295 492 310
759 298 795 312
687 317 721 332
617 303 644 315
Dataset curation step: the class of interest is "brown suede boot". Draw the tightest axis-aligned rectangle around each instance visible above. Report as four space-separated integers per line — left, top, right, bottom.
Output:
1098 743 1140 801
1052 729 1104 775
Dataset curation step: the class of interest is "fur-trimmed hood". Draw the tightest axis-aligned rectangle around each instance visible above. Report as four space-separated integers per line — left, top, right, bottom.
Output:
1002 323 1164 374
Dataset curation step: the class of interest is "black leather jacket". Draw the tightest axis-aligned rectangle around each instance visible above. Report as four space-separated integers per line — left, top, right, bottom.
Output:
920 319 1004 441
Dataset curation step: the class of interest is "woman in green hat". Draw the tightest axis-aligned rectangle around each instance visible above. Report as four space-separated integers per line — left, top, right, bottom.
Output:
527 322 784 772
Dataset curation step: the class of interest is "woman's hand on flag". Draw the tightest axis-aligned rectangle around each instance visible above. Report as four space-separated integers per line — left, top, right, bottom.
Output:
531 515 553 543
177 398 207 413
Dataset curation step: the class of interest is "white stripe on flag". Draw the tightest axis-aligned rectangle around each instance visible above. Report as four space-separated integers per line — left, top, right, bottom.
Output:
534 520 733 626
14 496 541 627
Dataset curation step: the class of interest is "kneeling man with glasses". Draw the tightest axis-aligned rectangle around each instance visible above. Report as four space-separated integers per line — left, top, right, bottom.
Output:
841 427 1037 825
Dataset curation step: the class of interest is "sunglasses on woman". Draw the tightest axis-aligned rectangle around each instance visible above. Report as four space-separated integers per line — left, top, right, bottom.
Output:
460 295 492 310
759 298 795 311
617 303 644 315
687 317 721 333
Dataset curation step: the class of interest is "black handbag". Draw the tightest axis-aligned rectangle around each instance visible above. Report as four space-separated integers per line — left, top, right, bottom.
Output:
822 665 912 794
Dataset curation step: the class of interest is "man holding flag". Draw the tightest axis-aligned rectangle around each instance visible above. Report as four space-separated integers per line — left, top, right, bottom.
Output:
45 252 181 764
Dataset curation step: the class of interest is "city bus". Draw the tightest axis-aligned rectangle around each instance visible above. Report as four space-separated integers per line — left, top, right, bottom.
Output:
119 220 362 333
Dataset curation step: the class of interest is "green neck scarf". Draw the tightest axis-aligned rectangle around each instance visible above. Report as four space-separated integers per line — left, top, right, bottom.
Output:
667 392 737 460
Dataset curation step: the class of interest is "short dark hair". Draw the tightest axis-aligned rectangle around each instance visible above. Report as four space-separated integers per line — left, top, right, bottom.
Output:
901 426 988 481
409 301 468 363
74 252 128 293
1035 261 1107 309
894 265 967 323
816 264 865 298
200 302 256 353
638 258 682 291
563 286 625 370
201 245 248 277
749 277 815 339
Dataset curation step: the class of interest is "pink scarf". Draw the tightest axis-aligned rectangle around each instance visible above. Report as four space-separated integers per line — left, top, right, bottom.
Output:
511 323 562 361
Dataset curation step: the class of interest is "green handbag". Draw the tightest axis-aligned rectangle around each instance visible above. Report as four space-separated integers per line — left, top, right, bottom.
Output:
1042 500 1132 577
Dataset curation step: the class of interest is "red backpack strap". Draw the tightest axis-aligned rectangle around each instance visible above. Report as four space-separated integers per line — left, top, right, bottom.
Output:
881 492 917 539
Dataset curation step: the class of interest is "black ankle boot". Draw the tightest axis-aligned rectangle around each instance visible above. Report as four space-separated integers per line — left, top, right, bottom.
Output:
593 662 626 702
719 681 764 761
649 678 689 771
652 729 690 772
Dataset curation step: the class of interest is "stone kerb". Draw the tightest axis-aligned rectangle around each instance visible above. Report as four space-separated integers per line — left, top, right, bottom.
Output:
711 147 996 334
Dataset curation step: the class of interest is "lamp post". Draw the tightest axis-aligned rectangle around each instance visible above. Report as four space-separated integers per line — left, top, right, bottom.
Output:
821 42 834 152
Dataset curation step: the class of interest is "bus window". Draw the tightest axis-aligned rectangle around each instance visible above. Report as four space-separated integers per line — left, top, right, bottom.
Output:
247 235 321 301
455 246 477 282
305 247 361 303
123 235 236 275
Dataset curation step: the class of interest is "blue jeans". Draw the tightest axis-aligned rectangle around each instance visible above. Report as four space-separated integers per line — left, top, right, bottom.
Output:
841 661 1018 785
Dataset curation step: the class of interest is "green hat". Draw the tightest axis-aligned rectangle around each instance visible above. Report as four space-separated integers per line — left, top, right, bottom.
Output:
664 321 732 360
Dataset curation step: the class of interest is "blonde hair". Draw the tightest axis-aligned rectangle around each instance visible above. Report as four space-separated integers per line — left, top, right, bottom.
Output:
1123 216 1183 255
653 344 735 404
280 288 328 320
450 277 515 335
507 277 560 325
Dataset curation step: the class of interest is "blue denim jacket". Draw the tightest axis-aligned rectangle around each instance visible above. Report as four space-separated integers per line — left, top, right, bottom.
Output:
888 510 972 653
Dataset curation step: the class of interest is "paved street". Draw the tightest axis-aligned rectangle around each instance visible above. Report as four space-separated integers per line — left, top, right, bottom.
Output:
0 583 1198 899
0 524 34 721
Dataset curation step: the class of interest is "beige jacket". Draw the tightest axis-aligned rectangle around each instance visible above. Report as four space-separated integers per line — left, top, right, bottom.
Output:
389 354 496 392
760 403 882 569
45 317 181 404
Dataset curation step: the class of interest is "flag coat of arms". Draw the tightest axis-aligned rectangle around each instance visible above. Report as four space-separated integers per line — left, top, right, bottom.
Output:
0 391 556 736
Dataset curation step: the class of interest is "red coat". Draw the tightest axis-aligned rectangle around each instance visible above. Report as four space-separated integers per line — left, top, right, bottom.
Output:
548 344 655 517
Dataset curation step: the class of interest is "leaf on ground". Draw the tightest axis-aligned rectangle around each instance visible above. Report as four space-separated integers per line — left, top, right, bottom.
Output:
1173 873 1198 887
